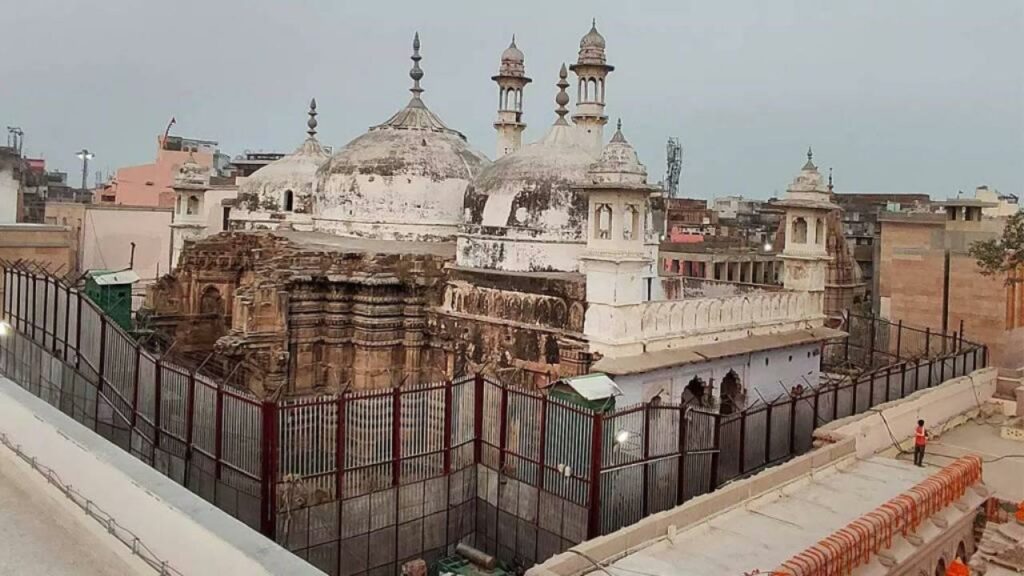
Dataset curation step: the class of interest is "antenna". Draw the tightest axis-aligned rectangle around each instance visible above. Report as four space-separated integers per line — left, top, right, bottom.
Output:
665 137 682 198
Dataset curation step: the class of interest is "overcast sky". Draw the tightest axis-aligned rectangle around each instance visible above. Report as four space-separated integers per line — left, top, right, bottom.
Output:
2 0 1021 199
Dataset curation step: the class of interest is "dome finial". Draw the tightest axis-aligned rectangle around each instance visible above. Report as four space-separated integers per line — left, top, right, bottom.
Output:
802 146 817 170
307 98 318 138
510 34 516 48
555 64 570 125
616 118 622 131
409 32 424 100
592 17 597 30
828 167 834 192
610 118 627 143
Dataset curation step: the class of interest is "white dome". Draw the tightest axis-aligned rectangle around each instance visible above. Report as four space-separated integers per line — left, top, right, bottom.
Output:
313 34 490 242
236 138 329 215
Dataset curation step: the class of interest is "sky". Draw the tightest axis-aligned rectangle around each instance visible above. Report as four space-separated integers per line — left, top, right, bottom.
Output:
1 0 1021 200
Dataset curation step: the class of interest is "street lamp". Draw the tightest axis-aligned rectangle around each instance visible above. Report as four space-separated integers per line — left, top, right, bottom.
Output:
75 149 94 190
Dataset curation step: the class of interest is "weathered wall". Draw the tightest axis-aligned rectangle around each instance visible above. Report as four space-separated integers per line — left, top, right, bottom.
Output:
0 150 20 223
0 224 75 273
108 148 214 208
613 341 822 405
81 205 173 282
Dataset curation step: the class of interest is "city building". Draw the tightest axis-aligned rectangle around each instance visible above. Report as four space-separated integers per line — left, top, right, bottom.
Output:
228 151 287 178
833 192 931 311
100 135 224 208
169 154 239 266
877 199 1024 374
662 197 717 242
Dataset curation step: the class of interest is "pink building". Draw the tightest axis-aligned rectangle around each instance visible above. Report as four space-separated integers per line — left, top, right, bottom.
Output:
99 135 218 208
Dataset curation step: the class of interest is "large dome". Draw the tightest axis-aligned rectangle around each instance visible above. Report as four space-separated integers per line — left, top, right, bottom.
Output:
314 34 489 242
231 100 330 231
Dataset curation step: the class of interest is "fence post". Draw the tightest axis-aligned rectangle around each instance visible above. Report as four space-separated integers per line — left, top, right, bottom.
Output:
30 272 37 341
812 388 820 427
868 368 876 407
214 384 224 482
925 327 931 357
41 277 49 348
641 403 651 517
442 380 453 475
737 408 747 475
852 373 860 413
63 285 71 363
833 384 839 421
260 400 279 539
884 366 892 403
788 396 798 454
939 353 945 384
95 314 107 425
392 385 402 486
676 406 688 506
868 313 876 367
153 359 162 449
336 393 346 500
587 412 604 538
763 402 773 465
709 412 723 489
498 385 509 474
184 370 197 484
473 374 484 464
538 394 548 491
982 346 988 367
131 346 141 429
900 363 907 399
895 320 902 362
844 309 851 363
74 292 82 371
958 320 964 352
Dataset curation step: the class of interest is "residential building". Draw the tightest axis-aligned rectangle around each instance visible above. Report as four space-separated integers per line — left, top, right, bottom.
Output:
100 135 222 208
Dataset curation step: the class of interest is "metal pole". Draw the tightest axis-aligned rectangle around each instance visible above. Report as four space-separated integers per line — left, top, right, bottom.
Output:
392 386 402 486
336 393 346 500
153 359 162 449
763 403 773 465
537 393 548 491
214 384 224 482
442 380 453 475
260 400 279 539
737 408 747 475
676 406 688 505
925 327 931 357
709 412 722 489
641 403 651 516
473 374 484 464
900 363 907 399
95 315 107 425
184 370 196 482
895 320 902 362
587 412 604 538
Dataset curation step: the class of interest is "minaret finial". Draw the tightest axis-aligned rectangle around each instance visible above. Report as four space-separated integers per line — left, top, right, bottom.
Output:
409 32 424 100
616 118 622 131
807 146 813 162
802 146 816 170
592 17 597 29
307 98 318 138
828 167 834 192
555 63 570 124
510 34 516 48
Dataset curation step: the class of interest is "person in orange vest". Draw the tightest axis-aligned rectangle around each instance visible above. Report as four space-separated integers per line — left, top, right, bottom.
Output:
946 557 970 575
914 419 929 466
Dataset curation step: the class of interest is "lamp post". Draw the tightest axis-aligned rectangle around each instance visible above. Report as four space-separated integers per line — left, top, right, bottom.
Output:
75 149 94 190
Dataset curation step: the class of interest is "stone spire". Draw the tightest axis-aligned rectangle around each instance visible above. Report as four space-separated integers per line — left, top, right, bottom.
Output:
555 64 570 125
307 98 318 138
409 32 424 101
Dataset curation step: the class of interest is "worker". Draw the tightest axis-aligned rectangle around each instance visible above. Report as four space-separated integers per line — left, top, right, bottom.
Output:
946 557 970 575
914 419 929 467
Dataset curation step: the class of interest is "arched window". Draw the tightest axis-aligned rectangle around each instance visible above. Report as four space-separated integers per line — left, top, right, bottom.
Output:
588 78 598 102
623 205 640 240
792 217 808 243
176 195 182 214
199 285 224 316
283 189 294 212
720 370 743 415
596 204 612 239
598 78 605 103
934 558 945 576
186 195 199 215
815 218 824 245
683 376 706 407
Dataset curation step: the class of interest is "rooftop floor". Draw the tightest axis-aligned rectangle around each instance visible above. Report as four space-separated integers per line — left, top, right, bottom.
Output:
0 445 147 575
600 457 929 576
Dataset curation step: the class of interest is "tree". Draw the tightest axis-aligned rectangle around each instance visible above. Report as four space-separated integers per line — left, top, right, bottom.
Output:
969 211 1024 284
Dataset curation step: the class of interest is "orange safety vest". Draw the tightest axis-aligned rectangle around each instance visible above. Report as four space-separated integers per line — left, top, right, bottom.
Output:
915 425 927 447
946 558 970 575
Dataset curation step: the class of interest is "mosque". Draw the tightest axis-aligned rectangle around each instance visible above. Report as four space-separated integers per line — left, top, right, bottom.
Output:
144 23 844 408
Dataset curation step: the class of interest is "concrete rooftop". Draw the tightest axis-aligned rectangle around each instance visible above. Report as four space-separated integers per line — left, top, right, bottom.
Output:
598 457 930 576
0 446 148 575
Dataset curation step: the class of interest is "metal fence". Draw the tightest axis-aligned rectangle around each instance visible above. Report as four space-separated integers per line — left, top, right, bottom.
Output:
0 263 989 575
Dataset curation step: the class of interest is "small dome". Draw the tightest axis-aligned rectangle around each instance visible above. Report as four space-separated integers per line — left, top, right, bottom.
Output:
501 37 524 64
580 21 606 50
237 138 329 213
587 121 648 185
576 20 610 67
174 152 209 189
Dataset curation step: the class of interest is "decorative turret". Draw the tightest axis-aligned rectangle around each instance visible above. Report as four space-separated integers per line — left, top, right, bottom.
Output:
576 120 660 306
570 19 614 155
775 148 837 308
492 36 532 158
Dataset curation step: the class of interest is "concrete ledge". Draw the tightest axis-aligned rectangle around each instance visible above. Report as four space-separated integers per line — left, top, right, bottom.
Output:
814 367 998 457
0 377 323 576
526 436 857 576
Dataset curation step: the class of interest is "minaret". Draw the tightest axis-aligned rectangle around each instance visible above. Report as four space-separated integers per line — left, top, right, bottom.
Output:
570 19 614 155
776 148 836 315
492 36 531 158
